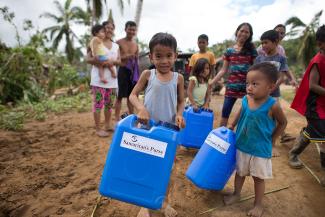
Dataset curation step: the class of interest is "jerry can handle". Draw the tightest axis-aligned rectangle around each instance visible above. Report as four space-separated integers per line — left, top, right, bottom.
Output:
129 114 155 130
192 107 213 113
201 108 213 113
156 121 180 132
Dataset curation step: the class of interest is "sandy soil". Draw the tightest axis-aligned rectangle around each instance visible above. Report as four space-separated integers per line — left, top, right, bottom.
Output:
1 94 325 217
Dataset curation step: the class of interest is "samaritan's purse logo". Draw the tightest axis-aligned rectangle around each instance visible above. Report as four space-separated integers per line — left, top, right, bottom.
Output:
131 135 137 142
120 132 168 158
205 133 230 154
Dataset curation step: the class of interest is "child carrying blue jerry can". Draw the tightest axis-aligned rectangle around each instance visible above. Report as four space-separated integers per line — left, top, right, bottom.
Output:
99 115 180 210
180 106 214 148
186 127 236 190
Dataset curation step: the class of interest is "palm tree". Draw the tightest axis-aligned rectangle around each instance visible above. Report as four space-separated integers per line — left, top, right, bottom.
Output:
41 0 89 63
0 6 22 46
134 0 143 32
86 0 130 25
285 10 323 67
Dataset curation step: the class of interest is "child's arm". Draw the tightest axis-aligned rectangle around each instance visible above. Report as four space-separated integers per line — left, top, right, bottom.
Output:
86 47 102 67
275 57 288 89
228 106 242 130
202 83 212 109
176 74 186 128
309 64 325 96
210 53 217 77
91 37 101 56
129 70 151 124
275 71 285 90
188 55 195 71
187 79 198 109
286 70 298 87
271 101 287 147
209 60 229 85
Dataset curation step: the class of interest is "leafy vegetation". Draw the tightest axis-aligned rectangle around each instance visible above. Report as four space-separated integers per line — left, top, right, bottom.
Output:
0 45 44 104
0 1 135 131
0 93 91 130
41 0 90 63
285 10 323 67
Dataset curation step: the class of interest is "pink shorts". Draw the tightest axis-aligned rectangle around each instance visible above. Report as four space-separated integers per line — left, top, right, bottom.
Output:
91 86 116 112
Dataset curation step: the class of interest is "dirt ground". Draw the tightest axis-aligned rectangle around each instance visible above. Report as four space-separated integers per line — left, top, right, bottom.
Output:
1 92 325 217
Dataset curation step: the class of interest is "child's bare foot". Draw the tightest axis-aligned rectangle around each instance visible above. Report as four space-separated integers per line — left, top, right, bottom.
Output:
223 194 240 205
137 208 150 217
163 204 177 217
272 147 280 157
247 205 264 217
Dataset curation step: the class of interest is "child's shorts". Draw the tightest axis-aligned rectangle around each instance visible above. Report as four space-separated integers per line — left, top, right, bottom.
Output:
236 150 272 179
98 55 109 62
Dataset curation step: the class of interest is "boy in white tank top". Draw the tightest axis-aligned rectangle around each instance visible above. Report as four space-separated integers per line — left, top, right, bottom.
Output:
129 32 185 217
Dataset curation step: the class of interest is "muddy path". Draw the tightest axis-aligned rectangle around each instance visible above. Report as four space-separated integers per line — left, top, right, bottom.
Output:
0 95 324 217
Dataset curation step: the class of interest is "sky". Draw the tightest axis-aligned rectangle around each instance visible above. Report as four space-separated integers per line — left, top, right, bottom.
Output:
1 0 325 52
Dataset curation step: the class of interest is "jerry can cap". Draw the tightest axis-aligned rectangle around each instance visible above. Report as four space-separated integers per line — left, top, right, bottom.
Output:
220 127 228 134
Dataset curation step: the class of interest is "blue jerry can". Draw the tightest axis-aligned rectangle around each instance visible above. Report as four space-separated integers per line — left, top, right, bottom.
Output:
99 114 180 210
186 127 236 190
180 106 214 148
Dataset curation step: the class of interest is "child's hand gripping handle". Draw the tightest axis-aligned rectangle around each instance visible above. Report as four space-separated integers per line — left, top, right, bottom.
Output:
175 115 186 129
121 114 155 130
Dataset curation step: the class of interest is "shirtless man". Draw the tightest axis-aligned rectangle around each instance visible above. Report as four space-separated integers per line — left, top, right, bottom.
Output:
115 21 139 121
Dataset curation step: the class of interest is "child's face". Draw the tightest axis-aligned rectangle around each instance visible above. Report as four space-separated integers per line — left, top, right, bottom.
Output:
236 25 251 44
96 28 106 40
125 25 137 39
275 27 286 41
201 63 210 78
246 70 274 100
198 39 208 51
149 44 177 74
261 39 278 55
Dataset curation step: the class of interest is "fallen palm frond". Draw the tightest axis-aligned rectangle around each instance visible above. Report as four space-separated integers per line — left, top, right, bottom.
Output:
301 160 321 185
315 143 320 154
239 185 290 202
200 185 290 215
90 195 102 217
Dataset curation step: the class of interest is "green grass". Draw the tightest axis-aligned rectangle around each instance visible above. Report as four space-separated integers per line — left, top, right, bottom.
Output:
281 89 296 103
0 92 91 131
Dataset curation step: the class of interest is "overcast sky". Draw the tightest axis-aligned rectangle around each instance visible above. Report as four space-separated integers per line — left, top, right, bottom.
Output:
1 0 325 52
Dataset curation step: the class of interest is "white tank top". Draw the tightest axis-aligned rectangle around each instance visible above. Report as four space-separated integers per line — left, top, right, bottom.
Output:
144 69 178 124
